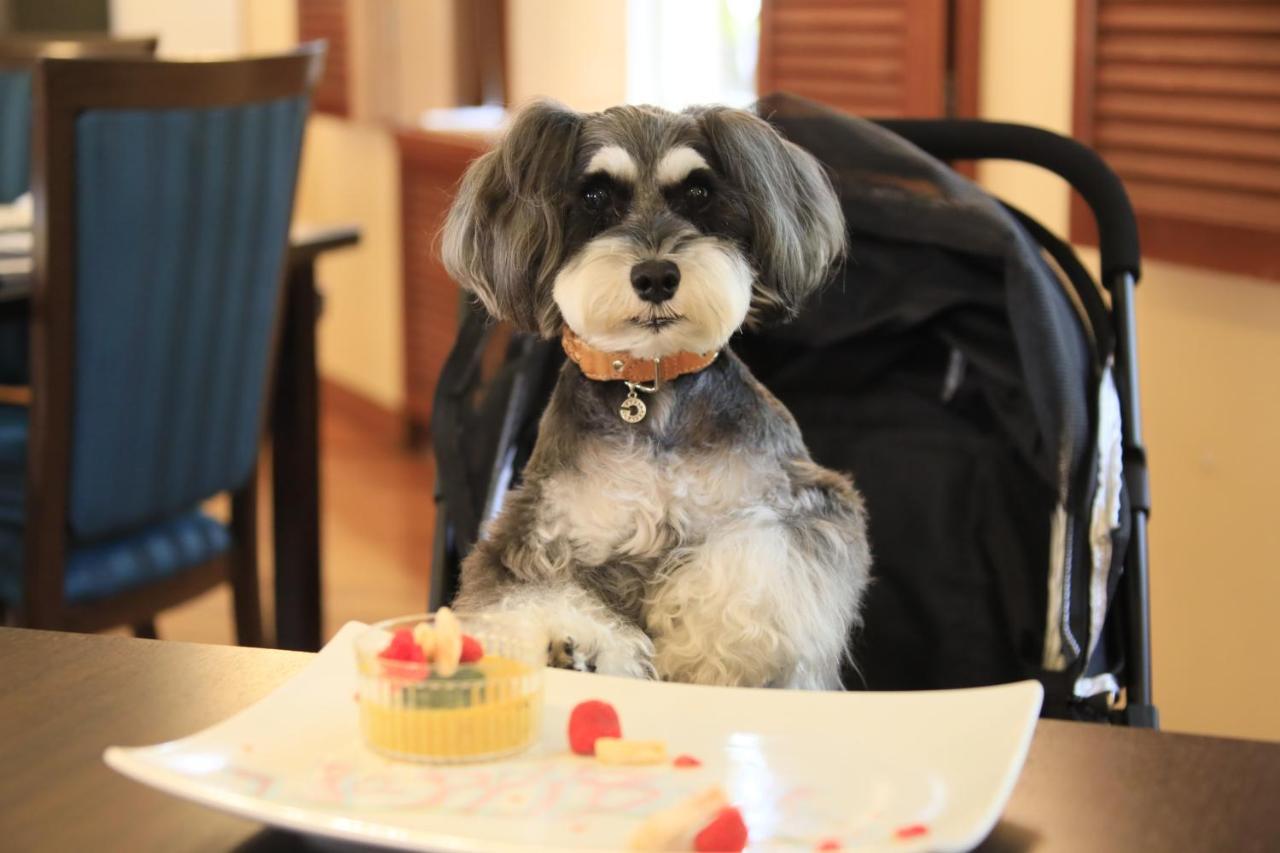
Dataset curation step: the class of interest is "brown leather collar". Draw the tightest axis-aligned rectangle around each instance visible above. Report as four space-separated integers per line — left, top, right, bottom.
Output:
561 327 719 385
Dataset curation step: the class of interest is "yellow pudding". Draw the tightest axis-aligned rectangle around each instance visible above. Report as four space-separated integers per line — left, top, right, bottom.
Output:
360 655 542 760
356 614 545 763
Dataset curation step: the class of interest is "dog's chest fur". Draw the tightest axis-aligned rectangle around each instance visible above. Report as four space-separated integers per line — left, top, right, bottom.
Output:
540 434 785 598
531 354 791 580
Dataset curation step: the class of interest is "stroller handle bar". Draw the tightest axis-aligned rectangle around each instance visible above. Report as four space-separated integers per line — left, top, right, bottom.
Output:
874 119 1141 284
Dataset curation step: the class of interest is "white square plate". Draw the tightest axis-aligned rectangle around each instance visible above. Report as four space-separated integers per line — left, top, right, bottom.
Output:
105 623 1041 852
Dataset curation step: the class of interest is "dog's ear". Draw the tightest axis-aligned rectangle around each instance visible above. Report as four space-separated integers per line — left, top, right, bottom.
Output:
442 101 583 331
690 106 845 323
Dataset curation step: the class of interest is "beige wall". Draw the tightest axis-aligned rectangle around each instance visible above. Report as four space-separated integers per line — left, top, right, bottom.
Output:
293 117 406 409
109 0 241 56
979 0 1280 742
384 0 459 124
976 0 1075 235
240 0 295 55
506 0 629 110
1132 259 1280 742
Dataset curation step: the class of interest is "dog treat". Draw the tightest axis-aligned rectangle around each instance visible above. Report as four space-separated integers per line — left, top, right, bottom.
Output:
568 699 623 755
433 606 463 677
594 737 668 766
693 806 749 852
673 754 702 768
628 786 730 851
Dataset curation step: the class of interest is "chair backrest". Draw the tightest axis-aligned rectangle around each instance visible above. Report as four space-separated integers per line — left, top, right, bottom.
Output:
28 45 324 551
0 36 157 203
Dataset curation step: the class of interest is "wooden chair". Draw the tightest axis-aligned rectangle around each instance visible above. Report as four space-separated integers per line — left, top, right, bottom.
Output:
0 44 325 644
0 34 158 203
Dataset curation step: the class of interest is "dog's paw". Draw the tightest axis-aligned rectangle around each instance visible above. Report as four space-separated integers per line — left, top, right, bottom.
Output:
548 635 596 673
544 628 656 680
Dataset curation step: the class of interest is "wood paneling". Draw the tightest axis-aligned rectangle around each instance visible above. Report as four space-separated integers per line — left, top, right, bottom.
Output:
1072 0 1280 280
297 0 350 116
396 131 490 442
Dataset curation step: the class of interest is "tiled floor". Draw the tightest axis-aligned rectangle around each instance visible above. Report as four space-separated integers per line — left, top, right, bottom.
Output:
156 400 434 647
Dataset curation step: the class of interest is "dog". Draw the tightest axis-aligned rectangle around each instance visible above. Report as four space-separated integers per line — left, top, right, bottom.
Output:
440 101 870 689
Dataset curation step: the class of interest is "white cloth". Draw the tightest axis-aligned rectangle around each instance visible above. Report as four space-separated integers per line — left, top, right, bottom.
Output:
1085 363 1124 662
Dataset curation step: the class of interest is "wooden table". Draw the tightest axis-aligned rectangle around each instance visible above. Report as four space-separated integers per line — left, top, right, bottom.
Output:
0 225 358 652
0 628 1276 852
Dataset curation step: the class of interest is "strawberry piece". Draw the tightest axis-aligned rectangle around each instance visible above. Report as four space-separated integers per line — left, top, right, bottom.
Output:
816 840 842 851
673 754 702 768
894 824 928 840
693 806 748 852
459 633 485 663
379 628 427 663
567 700 622 756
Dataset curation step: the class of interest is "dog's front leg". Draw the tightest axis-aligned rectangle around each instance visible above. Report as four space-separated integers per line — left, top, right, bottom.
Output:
457 580 656 679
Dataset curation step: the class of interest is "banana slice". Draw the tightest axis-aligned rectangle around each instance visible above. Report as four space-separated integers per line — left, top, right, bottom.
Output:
412 622 437 658
628 785 728 851
433 606 463 677
594 737 668 766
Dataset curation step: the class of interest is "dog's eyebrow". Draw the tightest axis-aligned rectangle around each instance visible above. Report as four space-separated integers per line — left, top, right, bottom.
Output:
584 145 638 183
656 146 710 186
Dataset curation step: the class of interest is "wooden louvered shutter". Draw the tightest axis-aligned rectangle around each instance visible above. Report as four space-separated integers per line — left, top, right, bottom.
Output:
297 0 350 116
757 0 973 118
1072 0 1280 279
396 131 490 442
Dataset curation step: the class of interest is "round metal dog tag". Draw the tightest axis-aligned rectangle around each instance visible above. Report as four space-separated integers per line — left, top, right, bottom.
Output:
620 393 647 423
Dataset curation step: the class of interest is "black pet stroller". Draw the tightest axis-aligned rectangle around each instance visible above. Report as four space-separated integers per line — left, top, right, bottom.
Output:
428 93 1156 727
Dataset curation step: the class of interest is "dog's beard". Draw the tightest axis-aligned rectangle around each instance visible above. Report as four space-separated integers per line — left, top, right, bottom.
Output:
552 235 753 359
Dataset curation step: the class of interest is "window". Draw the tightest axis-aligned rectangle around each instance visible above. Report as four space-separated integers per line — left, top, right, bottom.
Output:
626 0 762 109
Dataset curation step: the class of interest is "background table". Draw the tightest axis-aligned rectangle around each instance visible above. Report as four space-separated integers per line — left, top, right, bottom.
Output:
0 225 358 652
0 627 1276 852
273 225 360 652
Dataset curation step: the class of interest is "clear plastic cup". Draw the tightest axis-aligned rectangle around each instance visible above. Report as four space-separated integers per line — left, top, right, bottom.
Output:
354 612 545 763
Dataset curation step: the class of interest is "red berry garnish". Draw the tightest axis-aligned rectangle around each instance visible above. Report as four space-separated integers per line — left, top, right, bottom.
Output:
894 824 928 839
567 700 622 756
459 634 485 663
378 628 426 662
693 806 748 852
816 839 842 851
673 754 702 768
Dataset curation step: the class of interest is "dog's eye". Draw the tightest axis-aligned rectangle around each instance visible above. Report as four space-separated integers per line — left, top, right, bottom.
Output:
583 185 611 212
684 182 711 207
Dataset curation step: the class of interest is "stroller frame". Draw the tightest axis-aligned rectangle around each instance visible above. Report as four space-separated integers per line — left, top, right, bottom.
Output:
429 118 1156 728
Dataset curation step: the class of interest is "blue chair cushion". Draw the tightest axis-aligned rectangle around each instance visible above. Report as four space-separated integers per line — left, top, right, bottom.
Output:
0 405 232 607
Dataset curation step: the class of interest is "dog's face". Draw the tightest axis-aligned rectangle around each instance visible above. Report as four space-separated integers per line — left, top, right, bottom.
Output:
442 102 844 358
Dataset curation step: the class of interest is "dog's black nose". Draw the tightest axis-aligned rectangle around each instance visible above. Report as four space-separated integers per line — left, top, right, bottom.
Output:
630 260 680 304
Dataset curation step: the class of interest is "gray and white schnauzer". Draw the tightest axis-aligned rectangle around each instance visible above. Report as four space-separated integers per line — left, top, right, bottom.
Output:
441 101 871 689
